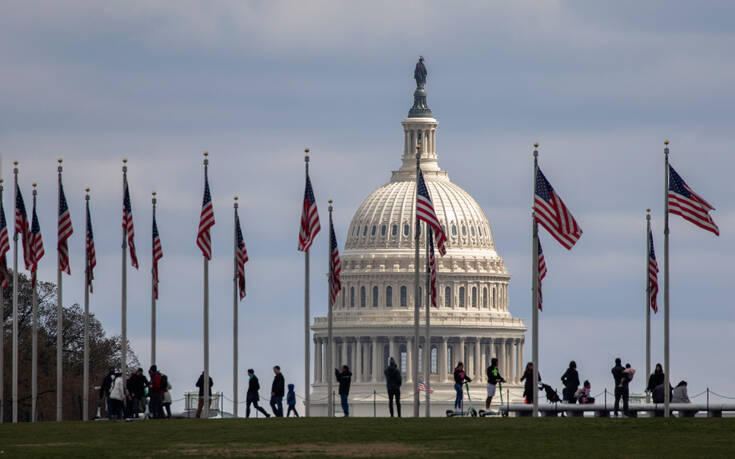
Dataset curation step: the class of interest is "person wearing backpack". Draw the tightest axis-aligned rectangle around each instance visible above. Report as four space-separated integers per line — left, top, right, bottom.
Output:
246 369 270 418
195 371 214 418
149 365 164 419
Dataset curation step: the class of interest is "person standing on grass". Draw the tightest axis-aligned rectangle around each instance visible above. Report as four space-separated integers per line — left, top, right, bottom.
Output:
611 358 626 417
100 367 116 419
149 365 164 419
335 365 352 417
127 368 148 418
384 357 402 417
286 384 299 417
195 371 214 418
520 362 540 405
453 362 472 412
485 358 505 410
162 377 173 418
561 361 580 404
109 371 126 420
270 366 285 417
246 369 271 418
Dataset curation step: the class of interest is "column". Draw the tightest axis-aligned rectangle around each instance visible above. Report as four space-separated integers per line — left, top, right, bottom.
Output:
514 338 521 384
406 337 413 383
505 340 511 381
479 340 486 381
439 337 448 383
458 337 465 373
474 339 482 381
371 337 378 383
520 339 525 383
507 340 514 383
495 338 504 377
314 337 321 384
389 336 396 362
487 337 494 365
351 339 358 380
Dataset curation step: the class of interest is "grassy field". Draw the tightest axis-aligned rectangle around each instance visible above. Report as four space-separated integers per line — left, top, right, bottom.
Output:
0 417 733 458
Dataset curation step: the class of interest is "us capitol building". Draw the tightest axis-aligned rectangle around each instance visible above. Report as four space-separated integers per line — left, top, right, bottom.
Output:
311 59 526 416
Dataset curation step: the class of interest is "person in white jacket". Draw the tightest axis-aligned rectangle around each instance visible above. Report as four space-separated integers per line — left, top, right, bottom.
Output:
109 372 126 420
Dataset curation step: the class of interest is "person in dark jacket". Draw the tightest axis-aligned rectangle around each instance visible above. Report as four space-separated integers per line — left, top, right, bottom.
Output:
646 363 665 394
286 384 299 417
561 361 580 404
195 371 214 418
149 365 164 419
611 358 627 417
270 366 285 417
384 357 402 417
520 362 540 404
100 367 116 420
126 368 148 418
335 365 352 417
453 362 472 411
246 369 270 418
485 358 505 409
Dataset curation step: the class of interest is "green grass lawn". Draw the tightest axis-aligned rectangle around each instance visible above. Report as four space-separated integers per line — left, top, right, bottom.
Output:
0 417 733 458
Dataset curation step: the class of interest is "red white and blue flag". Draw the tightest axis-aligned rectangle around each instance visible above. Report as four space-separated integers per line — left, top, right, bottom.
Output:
235 209 249 300
0 197 10 289
418 380 434 393
123 175 139 269
197 170 215 260
416 170 447 256
328 216 342 308
15 183 32 270
298 174 320 252
58 176 73 275
152 213 163 299
668 164 719 236
428 229 437 308
30 197 44 287
86 201 97 293
647 227 659 313
534 168 582 249
537 240 547 310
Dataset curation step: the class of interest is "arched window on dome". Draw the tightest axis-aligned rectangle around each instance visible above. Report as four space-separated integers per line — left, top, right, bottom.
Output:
478 227 482 237
483 287 488 308
444 286 451 308
462 226 467 236
459 287 465 307
492 288 496 309
372 286 379 307
371 225 376 237
470 226 475 237
381 225 386 236
472 287 477 308
451 225 457 236
431 346 438 374
392 224 398 236
362 226 367 237
386 286 393 307
403 224 409 237
350 287 355 308
360 286 366 308
400 286 407 307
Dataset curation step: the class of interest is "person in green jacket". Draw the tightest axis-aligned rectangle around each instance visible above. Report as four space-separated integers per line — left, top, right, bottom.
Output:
485 358 505 410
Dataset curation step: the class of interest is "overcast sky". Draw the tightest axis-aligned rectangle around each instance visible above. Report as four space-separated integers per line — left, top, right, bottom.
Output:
2 1 733 412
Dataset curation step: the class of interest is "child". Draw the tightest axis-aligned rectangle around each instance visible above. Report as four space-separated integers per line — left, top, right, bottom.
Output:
574 380 595 404
286 383 299 417
620 364 636 387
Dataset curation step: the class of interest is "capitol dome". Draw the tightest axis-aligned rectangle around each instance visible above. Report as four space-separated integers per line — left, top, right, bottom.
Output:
311 60 526 417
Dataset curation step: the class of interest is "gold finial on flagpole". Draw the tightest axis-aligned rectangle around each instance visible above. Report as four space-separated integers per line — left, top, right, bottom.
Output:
534 142 539 147
123 158 128 163
85 187 90 193
58 158 63 163
647 208 651 213
0 179 3 184
13 161 18 166
234 196 238 201
152 191 156 196
664 140 669 146
32 182 37 188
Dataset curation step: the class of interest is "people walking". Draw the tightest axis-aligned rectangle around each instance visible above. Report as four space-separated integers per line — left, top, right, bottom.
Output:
520 362 540 405
286 384 299 417
384 357 402 417
611 358 629 417
195 371 214 418
270 365 285 417
561 361 580 404
453 362 471 412
335 365 352 417
646 363 665 395
149 365 164 419
485 358 504 410
108 371 126 421
246 369 270 418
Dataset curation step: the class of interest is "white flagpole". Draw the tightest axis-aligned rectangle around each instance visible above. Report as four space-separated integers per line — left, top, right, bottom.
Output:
83 188 91 421
663 140 671 418
151 192 157 367
56 159 63 422
424 228 431 417
304 148 311 418
0 179 4 424
121 159 128 385
532 143 540 418
645 209 652 403
203 152 211 419
326 200 334 417
413 145 420 418
31 183 38 423
12 161 19 423
232 196 239 418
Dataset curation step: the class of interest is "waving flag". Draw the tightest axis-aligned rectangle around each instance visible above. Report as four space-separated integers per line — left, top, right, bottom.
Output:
648 227 659 313
298 174 320 252
197 169 215 259
123 176 138 269
416 170 447 255
668 165 719 236
534 168 582 249
86 201 97 293
0 197 10 289
537 240 547 311
418 380 434 393
235 209 249 300
15 184 32 270
30 197 44 287
152 213 163 299
428 229 437 307
328 217 342 308
58 177 73 274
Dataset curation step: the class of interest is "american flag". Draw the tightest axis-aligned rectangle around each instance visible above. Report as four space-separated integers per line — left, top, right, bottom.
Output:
30 196 45 288
123 175 139 269
668 164 719 236
15 183 32 270
197 169 215 260
416 170 447 256
534 167 582 250
537 239 547 311
647 227 659 313
328 216 342 308
85 200 97 293
0 196 10 289
298 174 320 252
235 209 249 300
418 380 434 393
428 229 437 307
152 212 163 299
57 177 73 275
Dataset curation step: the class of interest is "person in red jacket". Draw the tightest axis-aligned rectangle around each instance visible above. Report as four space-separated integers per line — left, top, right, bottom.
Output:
148 365 163 419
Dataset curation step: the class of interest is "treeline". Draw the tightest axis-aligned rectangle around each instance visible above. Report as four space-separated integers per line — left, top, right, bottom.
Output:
0 272 138 422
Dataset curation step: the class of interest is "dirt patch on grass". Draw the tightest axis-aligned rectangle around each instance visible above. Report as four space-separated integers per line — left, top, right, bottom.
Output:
173 442 445 457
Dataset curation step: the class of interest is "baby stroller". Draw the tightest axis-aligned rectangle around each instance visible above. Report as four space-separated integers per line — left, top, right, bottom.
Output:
446 382 478 417
540 383 561 403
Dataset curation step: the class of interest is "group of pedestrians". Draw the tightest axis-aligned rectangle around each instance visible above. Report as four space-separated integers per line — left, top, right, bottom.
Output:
99 365 172 420
244 366 300 418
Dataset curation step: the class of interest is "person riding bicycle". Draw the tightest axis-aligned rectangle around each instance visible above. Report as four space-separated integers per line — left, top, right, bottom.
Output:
453 362 472 412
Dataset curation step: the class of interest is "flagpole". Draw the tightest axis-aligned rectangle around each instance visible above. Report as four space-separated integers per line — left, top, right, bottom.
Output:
413 145 420 417
532 143 540 418
0 179 4 424
56 159 63 422
151 192 157 367
83 188 91 421
327 199 334 417
203 152 211 419
645 209 652 403
12 161 19 423
663 140 671 418
304 148 311 418
121 159 128 384
424 228 431 417
31 183 38 423
232 196 239 418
